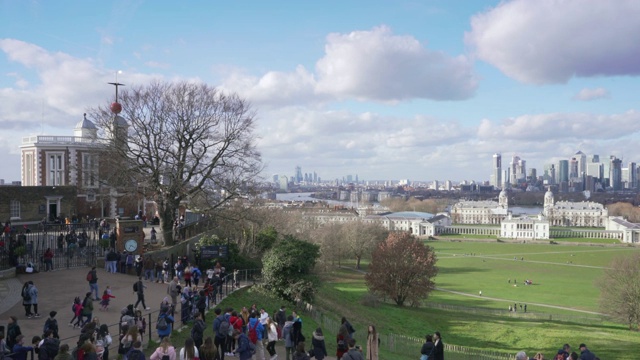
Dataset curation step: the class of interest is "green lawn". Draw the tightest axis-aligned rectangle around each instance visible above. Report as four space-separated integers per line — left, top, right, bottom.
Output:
313 241 640 359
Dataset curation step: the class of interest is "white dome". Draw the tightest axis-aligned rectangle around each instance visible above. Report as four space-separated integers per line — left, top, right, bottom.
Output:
75 114 97 129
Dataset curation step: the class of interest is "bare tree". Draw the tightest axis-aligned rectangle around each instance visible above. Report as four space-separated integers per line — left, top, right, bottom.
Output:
91 81 262 245
341 220 388 269
597 252 640 330
365 232 438 306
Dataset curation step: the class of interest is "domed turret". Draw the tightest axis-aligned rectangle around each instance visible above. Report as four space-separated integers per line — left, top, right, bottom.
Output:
74 113 98 139
544 188 555 207
498 189 508 208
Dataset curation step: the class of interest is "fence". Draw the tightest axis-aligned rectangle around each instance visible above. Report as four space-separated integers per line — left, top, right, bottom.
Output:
1 223 100 271
297 300 514 360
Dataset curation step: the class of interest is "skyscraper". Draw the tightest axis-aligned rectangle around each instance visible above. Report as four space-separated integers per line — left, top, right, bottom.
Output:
558 160 569 183
491 153 502 189
295 166 303 183
610 157 622 191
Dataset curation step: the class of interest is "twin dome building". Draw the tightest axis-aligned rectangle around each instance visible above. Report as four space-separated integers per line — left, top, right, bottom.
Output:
450 189 614 241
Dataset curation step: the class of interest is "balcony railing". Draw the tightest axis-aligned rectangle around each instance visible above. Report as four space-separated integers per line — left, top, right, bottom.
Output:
22 135 103 145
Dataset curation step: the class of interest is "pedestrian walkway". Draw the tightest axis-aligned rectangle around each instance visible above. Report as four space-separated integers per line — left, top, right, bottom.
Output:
0 267 340 360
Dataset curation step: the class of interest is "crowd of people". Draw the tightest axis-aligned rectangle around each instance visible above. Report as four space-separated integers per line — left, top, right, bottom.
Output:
514 343 600 360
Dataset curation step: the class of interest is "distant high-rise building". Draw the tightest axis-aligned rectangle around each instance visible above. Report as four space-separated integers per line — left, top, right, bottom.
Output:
432 180 439 190
589 154 600 163
574 150 586 176
272 174 279 183
558 160 569 183
624 162 637 189
586 162 603 180
491 153 502 189
295 166 303 183
444 180 453 191
313 172 317 183
543 164 556 185
509 155 526 185
610 157 622 190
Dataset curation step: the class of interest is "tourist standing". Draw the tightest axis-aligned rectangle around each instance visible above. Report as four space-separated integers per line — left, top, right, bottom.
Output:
366 325 378 360
310 328 327 360
87 266 99 301
431 332 444 360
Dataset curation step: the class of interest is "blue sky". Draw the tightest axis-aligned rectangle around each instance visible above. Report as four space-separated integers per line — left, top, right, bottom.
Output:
2 0 640 183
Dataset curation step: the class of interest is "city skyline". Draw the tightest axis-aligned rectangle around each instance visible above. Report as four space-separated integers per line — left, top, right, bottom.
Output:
2 1 640 183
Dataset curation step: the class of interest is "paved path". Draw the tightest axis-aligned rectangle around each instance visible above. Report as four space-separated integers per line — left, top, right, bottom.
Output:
0 267 339 360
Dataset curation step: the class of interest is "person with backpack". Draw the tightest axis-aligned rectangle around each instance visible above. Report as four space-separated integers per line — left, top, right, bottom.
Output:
156 309 175 341
191 312 206 351
133 277 150 311
37 330 60 360
70 297 83 328
80 292 94 327
125 341 145 360
87 267 99 301
420 334 434 360
232 329 253 360
43 311 59 339
247 312 264 360
6 316 22 351
212 308 229 360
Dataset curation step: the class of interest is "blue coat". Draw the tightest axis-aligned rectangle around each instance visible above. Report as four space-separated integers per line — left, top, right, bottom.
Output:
156 314 174 338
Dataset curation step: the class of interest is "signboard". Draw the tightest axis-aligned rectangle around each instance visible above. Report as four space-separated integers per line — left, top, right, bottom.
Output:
200 245 229 259
123 226 139 234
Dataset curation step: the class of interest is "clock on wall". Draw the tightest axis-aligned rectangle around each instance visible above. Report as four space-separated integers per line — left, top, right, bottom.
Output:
125 239 138 252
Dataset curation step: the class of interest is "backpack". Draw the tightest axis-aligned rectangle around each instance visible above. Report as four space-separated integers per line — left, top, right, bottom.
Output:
127 349 143 360
43 318 57 335
133 282 139 292
22 287 31 301
42 338 60 359
218 318 230 337
156 316 168 331
248 321 259 344
86 272 93 282
337 338 347 351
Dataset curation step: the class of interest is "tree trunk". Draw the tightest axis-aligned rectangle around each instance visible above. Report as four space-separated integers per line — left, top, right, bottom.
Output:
159 199 178 246
356 255 361 269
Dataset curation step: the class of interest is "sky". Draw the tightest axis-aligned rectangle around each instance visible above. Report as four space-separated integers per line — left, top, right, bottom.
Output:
2 0 640 184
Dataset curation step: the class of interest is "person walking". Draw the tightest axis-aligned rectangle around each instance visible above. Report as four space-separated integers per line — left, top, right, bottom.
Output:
21 282 33 318
43 311 59 339
87 266 99 301
81 292 94 326
266 317 278 360
134 277 150 311
420 334 434 360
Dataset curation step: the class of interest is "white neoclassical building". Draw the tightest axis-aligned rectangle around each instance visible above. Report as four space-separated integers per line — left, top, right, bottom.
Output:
500 214 550 240
450 190 509 224
542 189 608 227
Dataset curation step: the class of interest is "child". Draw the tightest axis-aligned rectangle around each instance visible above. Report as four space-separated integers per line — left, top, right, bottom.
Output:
135 310 146 338
100 287 116 311
69 296 83 328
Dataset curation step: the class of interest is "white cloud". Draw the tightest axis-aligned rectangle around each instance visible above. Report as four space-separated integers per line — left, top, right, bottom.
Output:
315 26 477 101
222 26 477 105
573 87 610 101
466 0 640 84
477 110 640 141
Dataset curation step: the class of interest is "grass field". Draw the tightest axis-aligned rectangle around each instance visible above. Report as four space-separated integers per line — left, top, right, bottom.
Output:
315 240 640 359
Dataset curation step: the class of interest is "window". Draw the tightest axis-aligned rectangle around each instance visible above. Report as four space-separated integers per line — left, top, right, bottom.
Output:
82 153 98 187
25 153 34 186
10 200 20 219
48 153 64 185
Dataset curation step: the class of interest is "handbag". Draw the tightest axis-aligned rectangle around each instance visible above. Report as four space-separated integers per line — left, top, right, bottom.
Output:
420 355 429 360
